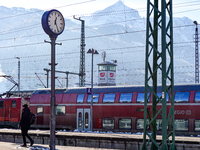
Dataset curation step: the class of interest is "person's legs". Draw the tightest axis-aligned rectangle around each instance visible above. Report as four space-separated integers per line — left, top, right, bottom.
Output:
26 130 34 144
24 129 34 146
21 129 27 146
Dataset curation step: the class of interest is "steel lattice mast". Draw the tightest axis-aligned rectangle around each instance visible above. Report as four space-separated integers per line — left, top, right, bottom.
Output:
74 16 86 87
194 21 199 83
142 0 176 149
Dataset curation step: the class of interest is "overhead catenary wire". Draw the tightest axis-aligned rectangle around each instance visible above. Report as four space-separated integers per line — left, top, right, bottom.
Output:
0 29 196 49
1 52 198 72
0 21 197 42
0 2 199 43
0 1 199 88
4 72 195 89
4 70 199 83
71 0 200 18
0 0 198 21
0 0 199 37
0 40 196 62
0 0 96 20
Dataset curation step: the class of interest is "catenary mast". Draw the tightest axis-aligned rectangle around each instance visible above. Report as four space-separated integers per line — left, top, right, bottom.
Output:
142 0 176 149
194 21 199 83
74 16 86 87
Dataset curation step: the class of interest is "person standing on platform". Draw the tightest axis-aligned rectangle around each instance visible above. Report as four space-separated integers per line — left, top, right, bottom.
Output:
19 104 34 147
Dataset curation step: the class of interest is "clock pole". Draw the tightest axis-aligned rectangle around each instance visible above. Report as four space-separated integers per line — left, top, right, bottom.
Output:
42 9 65 150
50 36 56 150
44 36 62 150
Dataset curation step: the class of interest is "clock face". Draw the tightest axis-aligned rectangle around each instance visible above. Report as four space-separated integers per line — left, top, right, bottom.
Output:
47 10 64 34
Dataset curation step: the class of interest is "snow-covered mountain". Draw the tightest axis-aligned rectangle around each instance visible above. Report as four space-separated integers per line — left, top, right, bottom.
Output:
0 1 196 93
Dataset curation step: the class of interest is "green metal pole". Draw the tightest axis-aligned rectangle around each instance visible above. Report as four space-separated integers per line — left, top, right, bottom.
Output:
170 1 176 149
161 0 167 149
141 1 150 149
151 0 158 149
142 0 176 149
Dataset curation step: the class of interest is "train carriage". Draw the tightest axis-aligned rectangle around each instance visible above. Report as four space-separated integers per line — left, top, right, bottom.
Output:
0 97 30 128
29 84 200 136
0 84 199 136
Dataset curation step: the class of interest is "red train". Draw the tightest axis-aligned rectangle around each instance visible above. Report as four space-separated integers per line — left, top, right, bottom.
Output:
1 84 200 136
0 97 30 128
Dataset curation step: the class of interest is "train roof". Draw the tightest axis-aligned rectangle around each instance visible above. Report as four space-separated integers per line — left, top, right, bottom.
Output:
32 84 200 95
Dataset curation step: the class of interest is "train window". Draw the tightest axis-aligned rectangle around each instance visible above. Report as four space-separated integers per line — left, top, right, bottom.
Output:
119 93 132 103
87 94 99 103
137 93 150 103
155 119 168 130
11 101 16 108
85 112 89 129
156 119 163 130
102 118 114 129
103 93 115 103
78 112 82 129
56 105 65 116
37 106 43 115
119 118 131 130
194 120 200 131
38 90 49 94
174 119 188 131
55 89 65 94
174 92 189 103
0 101 3 108
136 119 149 130
77 94 85 103
195 92 200 102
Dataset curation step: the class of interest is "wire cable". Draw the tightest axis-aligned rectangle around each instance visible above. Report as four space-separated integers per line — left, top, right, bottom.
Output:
0 0 199 36
0 0 96 20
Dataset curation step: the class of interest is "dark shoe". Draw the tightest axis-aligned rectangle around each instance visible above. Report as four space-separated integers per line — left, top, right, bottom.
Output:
30 140 34 146
21 145 27 147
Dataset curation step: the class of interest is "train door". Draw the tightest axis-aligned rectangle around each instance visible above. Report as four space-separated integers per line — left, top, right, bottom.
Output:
4 100 12 121
76 108 90 131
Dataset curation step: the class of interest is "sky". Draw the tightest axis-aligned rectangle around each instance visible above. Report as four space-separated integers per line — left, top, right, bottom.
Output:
0 0 200 22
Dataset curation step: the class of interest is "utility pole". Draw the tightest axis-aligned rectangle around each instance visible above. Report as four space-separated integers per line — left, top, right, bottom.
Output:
15 57 20 96
73 16 86 87
87 48 99 132
44 68 50 88
142 0 176 150
194 21 199 83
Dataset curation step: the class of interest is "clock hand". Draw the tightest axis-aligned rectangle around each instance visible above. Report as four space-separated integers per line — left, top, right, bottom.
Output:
54 16 57 25
54 17 59 32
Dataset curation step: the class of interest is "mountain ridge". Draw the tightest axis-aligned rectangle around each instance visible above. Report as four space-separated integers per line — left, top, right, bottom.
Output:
0 1 196 93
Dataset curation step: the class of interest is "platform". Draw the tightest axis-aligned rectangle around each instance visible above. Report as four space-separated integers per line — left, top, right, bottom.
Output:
0 141 118 150
0 129 200 150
